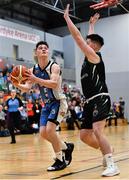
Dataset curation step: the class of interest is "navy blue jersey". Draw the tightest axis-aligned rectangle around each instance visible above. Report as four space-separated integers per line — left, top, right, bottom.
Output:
81 52 108 99
33 61 66 102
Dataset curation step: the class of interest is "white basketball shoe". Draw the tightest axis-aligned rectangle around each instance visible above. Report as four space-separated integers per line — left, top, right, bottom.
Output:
101 165 120 177
102 147 114 168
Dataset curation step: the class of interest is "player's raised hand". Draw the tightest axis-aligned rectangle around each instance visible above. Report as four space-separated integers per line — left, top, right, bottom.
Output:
64 4 70 20
89 13 100 25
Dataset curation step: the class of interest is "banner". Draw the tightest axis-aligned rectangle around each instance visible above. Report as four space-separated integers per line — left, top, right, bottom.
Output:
0 25 40 43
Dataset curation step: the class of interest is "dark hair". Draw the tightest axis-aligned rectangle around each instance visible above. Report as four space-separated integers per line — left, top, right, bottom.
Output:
36 41 49 49
86 34 104 47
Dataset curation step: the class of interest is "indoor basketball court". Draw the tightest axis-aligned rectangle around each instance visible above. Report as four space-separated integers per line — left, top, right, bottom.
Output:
0 0 129 179
0 124 129 179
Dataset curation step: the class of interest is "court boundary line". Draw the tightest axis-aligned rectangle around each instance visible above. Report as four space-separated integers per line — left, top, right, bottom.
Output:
51 157 129 179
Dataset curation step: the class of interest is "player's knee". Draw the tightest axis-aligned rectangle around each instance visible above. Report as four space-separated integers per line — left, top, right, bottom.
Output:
46 126 54 137
80 133 85 142
40 131 45 138
80 130 89 142
40 128 47 139
93 126 102 138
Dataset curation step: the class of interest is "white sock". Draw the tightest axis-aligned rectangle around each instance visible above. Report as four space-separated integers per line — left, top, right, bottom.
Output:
60 141 67 150
56 151 63 162
104 153 115 167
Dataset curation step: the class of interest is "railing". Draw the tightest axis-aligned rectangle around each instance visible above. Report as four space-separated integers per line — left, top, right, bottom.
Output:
0 56 34 68
0 55 76 82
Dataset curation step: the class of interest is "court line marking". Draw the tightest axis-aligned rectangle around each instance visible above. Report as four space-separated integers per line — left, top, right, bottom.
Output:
5 173 38 176
3 156 129 178
51 157 129 179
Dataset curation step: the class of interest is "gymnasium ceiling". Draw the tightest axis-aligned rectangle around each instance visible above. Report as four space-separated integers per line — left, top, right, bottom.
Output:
0 0 129 31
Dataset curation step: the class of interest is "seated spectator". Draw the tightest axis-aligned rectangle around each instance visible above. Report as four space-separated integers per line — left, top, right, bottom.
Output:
4 72 12 93
0 104 6 130
66 100 80 130
0 71 7 92
26 98 35 128
113 101 120 119
0 90 4 105
106 107 117 126
33 99 42 127
119 97 125 119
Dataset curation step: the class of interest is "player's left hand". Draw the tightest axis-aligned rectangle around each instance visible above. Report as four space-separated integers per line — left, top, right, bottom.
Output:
64 4 70 19
24 70 37 83
89 13 100 25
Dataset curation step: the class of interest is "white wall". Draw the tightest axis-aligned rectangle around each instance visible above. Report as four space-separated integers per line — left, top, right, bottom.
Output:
93 14 129 73
45 32 63 59
63 35 75 68
0 19 63 64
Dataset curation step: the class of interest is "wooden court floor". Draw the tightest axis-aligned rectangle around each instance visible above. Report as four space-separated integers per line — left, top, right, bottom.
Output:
0 123 129 179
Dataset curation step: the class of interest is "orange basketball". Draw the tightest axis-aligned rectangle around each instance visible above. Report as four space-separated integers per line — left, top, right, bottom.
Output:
10 65 28 84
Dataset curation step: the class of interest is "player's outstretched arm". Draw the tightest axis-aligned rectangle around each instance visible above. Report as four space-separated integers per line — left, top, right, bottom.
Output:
64 4 99 63
13 80 32 93
88 13 100 35
25 64 60 89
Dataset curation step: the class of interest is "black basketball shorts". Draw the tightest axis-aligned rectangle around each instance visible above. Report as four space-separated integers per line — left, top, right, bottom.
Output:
81 95 111 129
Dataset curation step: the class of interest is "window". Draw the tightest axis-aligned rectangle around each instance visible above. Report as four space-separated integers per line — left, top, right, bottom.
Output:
13 45 19 60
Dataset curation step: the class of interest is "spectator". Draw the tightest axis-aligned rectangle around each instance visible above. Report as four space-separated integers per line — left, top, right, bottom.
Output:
33 99 42 127
4 72 12 93
66 100 80 130
0 90 4 105
113 102 120 119
119 97 125 119
0 71 7 91
26 98 35 128
0 104 6 130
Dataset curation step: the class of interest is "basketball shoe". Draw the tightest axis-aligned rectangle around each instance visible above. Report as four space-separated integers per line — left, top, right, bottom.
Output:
47 157 66 171
101 165 120 177
63 142 74 166
102 147 114 168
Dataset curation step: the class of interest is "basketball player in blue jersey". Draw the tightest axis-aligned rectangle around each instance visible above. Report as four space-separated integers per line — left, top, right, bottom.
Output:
64 4 120 177
13 41 74 171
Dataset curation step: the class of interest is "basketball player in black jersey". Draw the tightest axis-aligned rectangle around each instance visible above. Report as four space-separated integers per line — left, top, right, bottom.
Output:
64 4 120 177
13 41 74 171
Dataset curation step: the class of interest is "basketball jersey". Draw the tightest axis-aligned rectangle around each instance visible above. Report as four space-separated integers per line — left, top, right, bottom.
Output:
33 61 66 102
81 52 108 99
6 97 23 112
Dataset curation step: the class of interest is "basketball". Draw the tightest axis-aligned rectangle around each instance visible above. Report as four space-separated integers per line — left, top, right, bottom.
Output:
10 65 28 84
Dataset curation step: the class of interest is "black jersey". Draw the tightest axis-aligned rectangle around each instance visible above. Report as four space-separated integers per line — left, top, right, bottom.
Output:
81 52 108 99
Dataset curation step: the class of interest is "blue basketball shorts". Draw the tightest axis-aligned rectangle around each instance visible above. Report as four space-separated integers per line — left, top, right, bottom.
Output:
40 99 68 126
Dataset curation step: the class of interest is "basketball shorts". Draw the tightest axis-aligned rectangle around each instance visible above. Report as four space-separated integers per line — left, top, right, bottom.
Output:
81 95 111 129
40 99 68 126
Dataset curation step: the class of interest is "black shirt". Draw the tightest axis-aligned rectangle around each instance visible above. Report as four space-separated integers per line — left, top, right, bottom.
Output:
81 52 108 99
